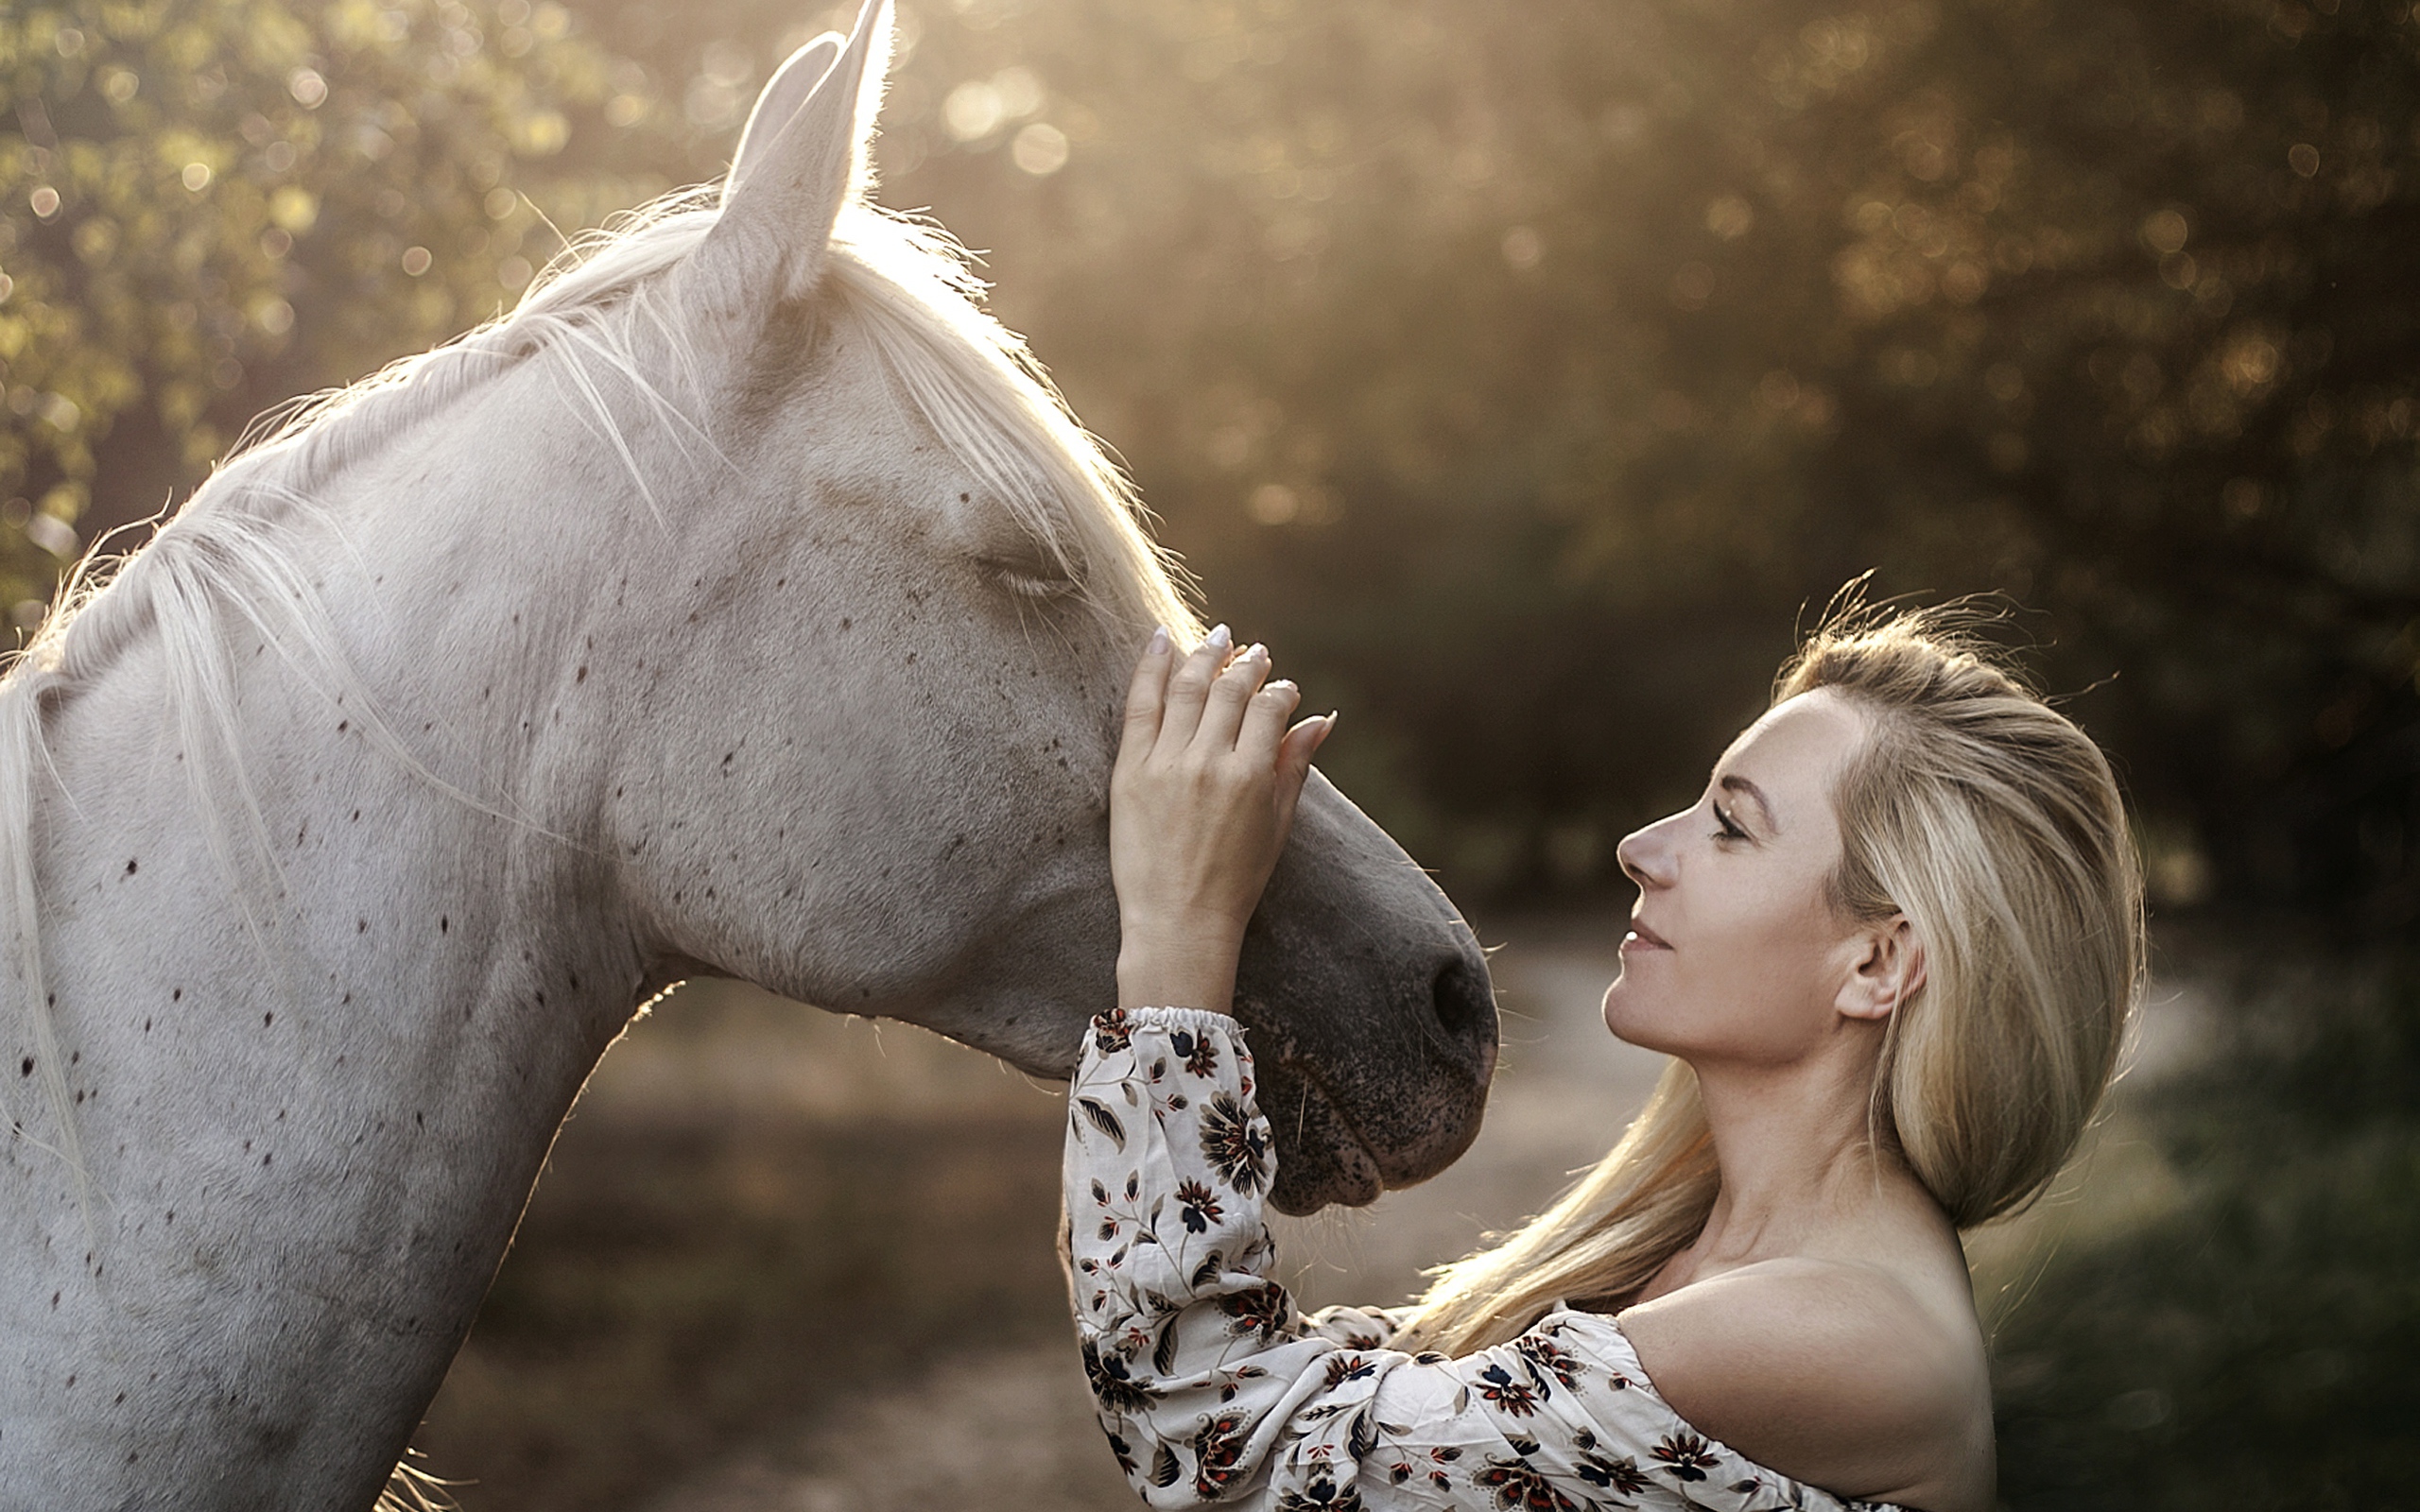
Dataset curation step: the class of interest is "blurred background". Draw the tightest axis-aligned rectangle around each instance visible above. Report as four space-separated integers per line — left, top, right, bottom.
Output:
3 0 2415 1504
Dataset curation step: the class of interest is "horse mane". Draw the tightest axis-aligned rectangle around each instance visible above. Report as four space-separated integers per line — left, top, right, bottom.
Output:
0 180 1198 1207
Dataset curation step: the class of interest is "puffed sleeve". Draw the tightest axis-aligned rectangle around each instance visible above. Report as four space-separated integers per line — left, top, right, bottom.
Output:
1064 1007 1871 1512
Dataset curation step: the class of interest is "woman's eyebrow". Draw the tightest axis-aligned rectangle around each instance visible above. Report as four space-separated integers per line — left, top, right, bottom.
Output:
1719 774 1779 833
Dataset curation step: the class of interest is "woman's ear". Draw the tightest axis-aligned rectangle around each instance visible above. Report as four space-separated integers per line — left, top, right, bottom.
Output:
1837 915 1926 1023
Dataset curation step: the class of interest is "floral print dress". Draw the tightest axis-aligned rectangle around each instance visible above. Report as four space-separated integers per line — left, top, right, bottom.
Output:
1064 1007 1910 1512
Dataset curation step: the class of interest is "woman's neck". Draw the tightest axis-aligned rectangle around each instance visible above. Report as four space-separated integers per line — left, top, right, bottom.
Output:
1663 1039 1901 1284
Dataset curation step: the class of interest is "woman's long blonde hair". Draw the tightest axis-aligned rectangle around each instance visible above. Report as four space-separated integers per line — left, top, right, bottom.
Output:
1394 600 2147 1354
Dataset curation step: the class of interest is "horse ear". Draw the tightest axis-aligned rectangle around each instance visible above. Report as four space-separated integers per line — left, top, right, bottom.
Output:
724 33 843 203
689 0 890 318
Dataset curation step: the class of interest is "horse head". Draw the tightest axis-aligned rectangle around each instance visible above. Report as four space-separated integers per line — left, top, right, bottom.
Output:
603 0 1496 1211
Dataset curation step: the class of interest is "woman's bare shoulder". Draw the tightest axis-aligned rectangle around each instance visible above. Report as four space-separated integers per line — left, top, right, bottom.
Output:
1616 1257 1995 1511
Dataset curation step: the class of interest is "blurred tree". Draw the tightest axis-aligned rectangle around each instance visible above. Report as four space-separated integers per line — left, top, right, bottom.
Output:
0 0 683 619
9 0 2412 915
816 0 2419 921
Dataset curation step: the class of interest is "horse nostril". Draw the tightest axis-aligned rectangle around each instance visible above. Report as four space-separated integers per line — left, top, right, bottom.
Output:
1428 951 1497 1061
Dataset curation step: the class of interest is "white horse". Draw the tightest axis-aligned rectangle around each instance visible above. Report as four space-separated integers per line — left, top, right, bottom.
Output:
0 7 1495 1504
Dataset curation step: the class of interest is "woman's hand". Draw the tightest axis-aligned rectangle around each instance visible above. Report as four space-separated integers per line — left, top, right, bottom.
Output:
1111 625 1336 1012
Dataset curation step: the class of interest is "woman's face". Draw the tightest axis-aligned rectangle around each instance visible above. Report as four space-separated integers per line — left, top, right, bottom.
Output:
1601 689 1880 1067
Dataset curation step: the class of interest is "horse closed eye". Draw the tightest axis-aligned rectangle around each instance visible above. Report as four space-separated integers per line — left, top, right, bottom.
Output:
980 556 1080 600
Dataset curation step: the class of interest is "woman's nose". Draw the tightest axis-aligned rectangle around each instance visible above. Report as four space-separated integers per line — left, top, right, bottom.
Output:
1616 811 1685 889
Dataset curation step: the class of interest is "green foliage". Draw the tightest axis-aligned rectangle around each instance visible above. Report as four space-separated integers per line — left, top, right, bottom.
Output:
805 0 2419 915
0 0 681 616
1995 942 2420 1507
16 0 2411 914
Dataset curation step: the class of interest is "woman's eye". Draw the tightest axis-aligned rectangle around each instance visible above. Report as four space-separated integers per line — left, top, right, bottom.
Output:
1711 801 1748 841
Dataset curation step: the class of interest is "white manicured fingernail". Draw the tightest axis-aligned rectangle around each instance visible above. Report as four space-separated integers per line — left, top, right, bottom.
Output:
1147 626 1169 655
1242 642 1268 662
1205 623 1232 652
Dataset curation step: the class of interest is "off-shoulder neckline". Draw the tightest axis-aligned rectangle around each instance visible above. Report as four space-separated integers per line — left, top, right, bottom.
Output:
1531 1305 1919 1512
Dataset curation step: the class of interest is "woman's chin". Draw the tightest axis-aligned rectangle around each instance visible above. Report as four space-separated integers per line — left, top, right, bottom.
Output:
1600 980 1677 1054
1599 980 1644 1043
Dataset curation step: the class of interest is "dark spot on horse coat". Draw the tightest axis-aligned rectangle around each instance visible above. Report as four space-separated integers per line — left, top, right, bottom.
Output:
123 858 136 876
263 1013 272 1026
576 665 588 682
171 988 181 1001
441 916 449 934
19 1057 30 1077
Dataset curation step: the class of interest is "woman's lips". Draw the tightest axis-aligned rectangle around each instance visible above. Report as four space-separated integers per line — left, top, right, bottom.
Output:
1622 918 1672 951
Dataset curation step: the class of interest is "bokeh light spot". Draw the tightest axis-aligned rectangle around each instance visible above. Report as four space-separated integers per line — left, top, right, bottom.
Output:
1012 123 1069 176
2140 208 2190 254
1705 195 1754 239
944 80 1006 142
1249 483 1301 524
993 67 1044 120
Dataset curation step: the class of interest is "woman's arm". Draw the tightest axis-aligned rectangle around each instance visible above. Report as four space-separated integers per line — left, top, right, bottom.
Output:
1067 1006 1841 1511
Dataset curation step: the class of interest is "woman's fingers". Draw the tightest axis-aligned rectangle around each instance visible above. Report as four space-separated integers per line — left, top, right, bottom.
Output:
1196 642 1272 751
1272 712 1338 833
1116 627 1174 774
1155 623 1233 751
1237 674 1303 763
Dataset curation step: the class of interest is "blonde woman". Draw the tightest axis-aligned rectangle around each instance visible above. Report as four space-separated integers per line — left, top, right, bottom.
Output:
1066 606 2142 1512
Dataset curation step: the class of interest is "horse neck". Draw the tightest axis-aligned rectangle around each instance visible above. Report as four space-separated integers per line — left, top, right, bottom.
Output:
0 375 670 1505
